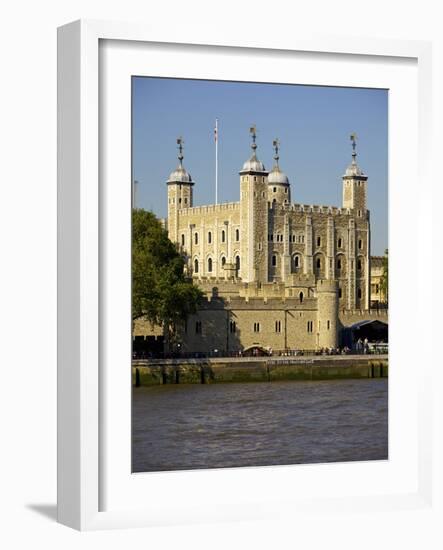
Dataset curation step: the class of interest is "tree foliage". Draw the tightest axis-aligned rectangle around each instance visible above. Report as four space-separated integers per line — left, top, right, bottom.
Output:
380 248 388 303
132 209 203 327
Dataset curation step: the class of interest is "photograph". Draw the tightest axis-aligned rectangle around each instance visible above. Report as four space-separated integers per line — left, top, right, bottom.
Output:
131 77 389 473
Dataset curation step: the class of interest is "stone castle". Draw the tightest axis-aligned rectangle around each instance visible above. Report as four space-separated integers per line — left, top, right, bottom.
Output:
134 128 387 354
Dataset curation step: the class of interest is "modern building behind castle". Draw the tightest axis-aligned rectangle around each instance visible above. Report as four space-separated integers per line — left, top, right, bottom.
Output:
134 128 388 354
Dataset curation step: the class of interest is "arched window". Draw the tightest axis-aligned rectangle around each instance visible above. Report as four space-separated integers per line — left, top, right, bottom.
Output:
207 258 213 272
235 229 239 241
208 231 212 244
194 259 199 273
221 230 226 243
194 232 198 245
221 256 226 267
316 257 321 269
299 291 304 303
272 255 277 267
294 255 300 268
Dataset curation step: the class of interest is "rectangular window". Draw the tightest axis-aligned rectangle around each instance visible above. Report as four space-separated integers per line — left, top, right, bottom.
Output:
229 321 236 333
253 322 260 333
307 321 313 333
195 321 202 334
327 320 330 330
275 320 281 333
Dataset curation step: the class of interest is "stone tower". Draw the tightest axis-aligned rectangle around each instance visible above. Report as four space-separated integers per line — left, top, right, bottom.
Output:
267 139 291 207
316 279 339 349
342 133 368 214
166 137 194 243
239 127 269 282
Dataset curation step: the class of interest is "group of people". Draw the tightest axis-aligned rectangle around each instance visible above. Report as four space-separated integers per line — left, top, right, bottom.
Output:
355 337 370 354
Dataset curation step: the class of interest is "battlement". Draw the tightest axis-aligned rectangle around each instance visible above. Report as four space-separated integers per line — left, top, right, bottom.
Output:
200 294 318 310
178 201 240 216
286 203 353 216
316 279 339 292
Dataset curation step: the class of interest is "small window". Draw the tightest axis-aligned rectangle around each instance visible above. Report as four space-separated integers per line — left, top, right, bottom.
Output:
253 322 260 333
316 258 321 269
317 236 321 247
338 237 342 248
272 255 277 267
358 239 363 249
307 321 313 333
221 256 226 267
236 229 240 241
184 197 188 204
275 320 281 333
229 321 236 333
337 258 342 269
181 234 185 246
357 288 362 299
195 321 202 334
357 259 362 270
285 188 288 194
273 187 277 193
327 320 330 330
208 231 212 244
338 288 342 298
294 256 300 268
221 230 226 243
194 258 199 273
299 291 304 303
235 256 240 271
208 258 213 272
178 198 182 204
194 232 198 245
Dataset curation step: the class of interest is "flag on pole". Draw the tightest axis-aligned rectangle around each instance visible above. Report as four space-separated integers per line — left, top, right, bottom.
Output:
215 119 218 205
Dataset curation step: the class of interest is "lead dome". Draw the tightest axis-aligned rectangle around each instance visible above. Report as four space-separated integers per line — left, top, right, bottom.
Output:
167 137 194 185
268 139 289 185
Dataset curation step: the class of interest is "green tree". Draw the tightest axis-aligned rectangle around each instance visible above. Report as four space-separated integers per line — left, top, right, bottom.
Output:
132 209 202 337
380 248 388 304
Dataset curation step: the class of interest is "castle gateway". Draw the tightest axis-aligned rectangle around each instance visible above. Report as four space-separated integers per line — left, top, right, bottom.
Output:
134 129 388 354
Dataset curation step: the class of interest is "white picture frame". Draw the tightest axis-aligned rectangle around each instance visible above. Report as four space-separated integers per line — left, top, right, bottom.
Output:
57 19 435 531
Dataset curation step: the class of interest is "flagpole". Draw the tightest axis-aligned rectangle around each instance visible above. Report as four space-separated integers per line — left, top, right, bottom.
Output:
215 118 218 205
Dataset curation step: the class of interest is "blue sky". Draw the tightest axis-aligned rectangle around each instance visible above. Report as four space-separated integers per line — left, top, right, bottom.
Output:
132 77 388 255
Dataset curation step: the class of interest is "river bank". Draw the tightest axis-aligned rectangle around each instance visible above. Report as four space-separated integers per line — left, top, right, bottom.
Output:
132 354 388 385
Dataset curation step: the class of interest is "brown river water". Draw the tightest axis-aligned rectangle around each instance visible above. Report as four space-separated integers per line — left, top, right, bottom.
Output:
132 378 388 472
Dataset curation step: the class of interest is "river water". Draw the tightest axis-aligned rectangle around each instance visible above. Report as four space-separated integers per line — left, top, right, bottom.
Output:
132 379 388 472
